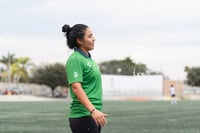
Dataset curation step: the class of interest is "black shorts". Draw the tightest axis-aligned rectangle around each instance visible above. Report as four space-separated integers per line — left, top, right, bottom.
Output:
69 116 101 133
171 94 175 97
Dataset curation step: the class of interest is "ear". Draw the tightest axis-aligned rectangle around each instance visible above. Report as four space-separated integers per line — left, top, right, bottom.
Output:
76 38 83 45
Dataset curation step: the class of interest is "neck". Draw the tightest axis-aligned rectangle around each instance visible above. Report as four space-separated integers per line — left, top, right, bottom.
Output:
79 47 89 55
74 47 91 58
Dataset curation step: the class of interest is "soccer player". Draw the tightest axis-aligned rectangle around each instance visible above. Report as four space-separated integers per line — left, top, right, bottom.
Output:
62 24 108 133
170 84 177 104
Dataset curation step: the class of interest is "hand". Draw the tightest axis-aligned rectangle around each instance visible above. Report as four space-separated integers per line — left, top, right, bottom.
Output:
91 109 108 127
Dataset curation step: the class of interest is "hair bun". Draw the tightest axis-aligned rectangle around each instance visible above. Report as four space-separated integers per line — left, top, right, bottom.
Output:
62 24 71 33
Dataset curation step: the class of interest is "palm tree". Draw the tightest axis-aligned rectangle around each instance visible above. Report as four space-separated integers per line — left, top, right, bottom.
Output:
0 53 33 83
12 57 34 83
0 52 17 67
0 52 17 82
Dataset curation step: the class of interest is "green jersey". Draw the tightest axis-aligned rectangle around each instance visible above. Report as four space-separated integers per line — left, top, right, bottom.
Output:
66 48 102 118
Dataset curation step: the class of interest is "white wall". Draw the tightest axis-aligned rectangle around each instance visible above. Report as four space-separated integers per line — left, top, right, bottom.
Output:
102 75 163 97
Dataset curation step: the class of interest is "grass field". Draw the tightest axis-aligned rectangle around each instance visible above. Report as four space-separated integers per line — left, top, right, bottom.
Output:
0 100 200 133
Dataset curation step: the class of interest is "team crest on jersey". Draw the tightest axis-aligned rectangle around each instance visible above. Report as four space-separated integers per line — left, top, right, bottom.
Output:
87 62 92 67
73 72 78 78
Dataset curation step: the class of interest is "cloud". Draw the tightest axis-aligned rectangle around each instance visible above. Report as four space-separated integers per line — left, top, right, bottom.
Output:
93 42 200 80
1 0 200 80
0 35 68 63
1 0 200 38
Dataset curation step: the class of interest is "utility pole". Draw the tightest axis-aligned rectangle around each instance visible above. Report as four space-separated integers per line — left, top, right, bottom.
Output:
8 52 11 90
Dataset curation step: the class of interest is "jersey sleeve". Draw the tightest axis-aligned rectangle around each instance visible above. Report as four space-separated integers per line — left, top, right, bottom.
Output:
66 58 83 85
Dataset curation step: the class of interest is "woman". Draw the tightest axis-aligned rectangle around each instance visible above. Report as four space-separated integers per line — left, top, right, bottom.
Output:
62 24 108 133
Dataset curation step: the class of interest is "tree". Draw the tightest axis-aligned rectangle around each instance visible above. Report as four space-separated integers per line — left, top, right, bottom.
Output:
0 52 17 82
30 63 68 97
99 57 148 75
0 53 33 83
184 66 200 87
0 52 17 67
11 57 33 82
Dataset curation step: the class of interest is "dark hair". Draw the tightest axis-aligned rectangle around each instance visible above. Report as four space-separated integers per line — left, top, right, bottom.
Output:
62 24 88 49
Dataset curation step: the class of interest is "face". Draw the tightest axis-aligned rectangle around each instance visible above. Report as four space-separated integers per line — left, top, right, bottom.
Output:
78 28 95 53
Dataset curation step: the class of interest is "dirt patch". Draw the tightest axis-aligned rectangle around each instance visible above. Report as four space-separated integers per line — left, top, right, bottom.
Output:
0 95 66 102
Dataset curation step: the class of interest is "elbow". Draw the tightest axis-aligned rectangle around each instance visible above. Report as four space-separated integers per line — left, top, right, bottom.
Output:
71 82 82 92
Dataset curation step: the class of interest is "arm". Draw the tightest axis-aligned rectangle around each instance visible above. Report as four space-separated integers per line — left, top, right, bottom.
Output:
71 82 108 126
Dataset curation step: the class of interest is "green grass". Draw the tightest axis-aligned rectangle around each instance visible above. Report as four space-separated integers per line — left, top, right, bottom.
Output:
0 100 200 133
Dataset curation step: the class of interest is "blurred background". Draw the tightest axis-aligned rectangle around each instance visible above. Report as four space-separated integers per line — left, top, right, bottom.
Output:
1 0 200 100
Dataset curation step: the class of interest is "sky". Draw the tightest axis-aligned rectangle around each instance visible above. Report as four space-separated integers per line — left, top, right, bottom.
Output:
0 0 200 80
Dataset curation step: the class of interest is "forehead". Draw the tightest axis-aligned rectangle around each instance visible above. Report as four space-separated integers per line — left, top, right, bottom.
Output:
84 28 93 35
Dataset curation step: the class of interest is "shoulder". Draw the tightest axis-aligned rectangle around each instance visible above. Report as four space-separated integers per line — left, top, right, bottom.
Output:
66 52 85 66
67 52 82 61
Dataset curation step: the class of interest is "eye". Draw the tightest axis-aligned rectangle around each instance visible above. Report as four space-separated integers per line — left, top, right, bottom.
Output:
88 34 93 38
